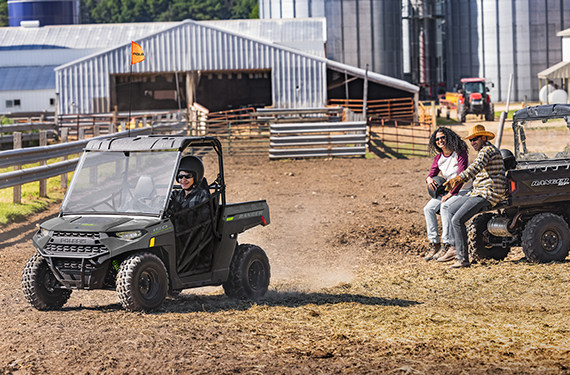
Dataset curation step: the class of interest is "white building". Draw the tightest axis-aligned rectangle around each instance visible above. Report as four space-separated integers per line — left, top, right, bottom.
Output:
537 28 570 103
0 18 418 116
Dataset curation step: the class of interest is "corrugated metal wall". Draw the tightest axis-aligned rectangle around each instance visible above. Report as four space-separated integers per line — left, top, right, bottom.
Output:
259 0 403 78
445 0 570 101
55 20 327 114
203 18 326 57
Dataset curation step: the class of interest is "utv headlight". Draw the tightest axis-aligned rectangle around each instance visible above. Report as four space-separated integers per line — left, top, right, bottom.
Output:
37 227 49 238
115 230 145 241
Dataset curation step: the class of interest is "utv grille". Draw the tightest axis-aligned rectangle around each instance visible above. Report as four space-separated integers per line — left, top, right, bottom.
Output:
44 231 109 255
54 259 97 271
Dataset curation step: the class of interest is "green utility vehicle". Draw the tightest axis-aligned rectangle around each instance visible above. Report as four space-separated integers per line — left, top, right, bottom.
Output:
468 104 570 263
22 136 271 311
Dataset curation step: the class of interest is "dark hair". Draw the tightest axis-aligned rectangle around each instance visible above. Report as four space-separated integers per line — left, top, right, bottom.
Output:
428 127 468 156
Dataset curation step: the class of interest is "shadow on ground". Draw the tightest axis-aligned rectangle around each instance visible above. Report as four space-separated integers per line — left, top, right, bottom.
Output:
58 291 421 314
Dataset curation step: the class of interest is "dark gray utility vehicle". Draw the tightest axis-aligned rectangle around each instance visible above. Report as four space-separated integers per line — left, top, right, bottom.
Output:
22 136 271 311
468 104 570 263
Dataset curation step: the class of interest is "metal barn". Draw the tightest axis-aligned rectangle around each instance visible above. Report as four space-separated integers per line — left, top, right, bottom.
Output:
55 19 418 115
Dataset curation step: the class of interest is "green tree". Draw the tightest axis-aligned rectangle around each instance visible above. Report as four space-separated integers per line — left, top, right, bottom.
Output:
0 0 8 27
79 0 256 24
249 3 258 19
157 0 229 22
230 0 257 19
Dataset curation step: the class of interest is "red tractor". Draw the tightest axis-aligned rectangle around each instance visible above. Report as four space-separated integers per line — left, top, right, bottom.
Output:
455 78 494 122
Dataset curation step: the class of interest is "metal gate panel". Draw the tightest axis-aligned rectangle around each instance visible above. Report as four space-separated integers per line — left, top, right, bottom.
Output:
269 121 366 159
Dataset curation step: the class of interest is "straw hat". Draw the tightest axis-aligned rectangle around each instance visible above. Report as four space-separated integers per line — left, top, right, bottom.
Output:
464 124 495 140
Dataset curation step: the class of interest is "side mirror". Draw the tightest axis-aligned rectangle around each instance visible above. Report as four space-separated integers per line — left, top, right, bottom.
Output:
486 87 490 92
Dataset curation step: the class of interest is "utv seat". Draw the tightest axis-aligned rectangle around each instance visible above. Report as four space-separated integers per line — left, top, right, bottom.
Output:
519 152 547 161
554 151 570 159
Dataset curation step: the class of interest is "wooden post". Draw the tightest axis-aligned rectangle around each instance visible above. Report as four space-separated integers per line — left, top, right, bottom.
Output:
60 128 69 189
94 123 100 137
431 101 437 130
112 106 118 134
363 64 369 119
39 131 47 197
13 132 22 204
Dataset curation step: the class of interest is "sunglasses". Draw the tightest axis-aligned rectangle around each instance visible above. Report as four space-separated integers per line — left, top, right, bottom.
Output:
176 173 193 182
435 136 446 142
469 135 482 143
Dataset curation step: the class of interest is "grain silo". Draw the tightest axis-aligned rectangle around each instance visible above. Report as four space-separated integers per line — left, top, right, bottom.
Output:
444 0 570 101
258 0 404 78
8 0 80 27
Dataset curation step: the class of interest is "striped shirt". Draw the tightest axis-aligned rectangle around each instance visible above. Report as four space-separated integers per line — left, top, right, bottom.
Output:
458 142 507 206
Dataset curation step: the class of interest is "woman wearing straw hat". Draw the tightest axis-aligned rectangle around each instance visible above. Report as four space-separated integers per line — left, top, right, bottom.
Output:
440 124 508 268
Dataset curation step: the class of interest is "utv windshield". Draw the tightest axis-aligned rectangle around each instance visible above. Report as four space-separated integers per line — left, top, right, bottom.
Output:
61 150 179 216
513 118 570 162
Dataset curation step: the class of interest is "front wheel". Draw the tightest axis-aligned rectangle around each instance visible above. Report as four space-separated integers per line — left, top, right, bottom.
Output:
468 213 510 262
116 253 169 312
223 244 270 300
485 103 495 121
521 213 570 263
22 253 72 310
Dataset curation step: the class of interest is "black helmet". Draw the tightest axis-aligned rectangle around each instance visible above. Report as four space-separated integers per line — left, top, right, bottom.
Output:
427 176 446 199
178 155 204 186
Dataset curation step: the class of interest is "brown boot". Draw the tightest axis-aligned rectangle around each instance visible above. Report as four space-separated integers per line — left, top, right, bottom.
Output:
424 243 441 261
449 259 470 268
436 246 457 262
433 243 449 260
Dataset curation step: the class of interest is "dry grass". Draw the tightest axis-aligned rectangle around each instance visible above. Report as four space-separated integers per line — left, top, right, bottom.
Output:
1 155 569 374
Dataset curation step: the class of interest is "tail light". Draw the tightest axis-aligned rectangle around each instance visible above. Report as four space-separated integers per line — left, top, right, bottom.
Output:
486 95 491 104
459 95 464 104
509 179 516 194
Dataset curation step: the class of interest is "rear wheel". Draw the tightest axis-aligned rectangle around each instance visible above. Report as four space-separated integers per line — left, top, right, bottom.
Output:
468 213 510 262
522 213 570 263
223 244 270 300
22 253 71 310
116 253 168 311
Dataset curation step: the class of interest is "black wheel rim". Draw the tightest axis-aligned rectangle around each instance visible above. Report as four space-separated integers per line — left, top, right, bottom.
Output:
248 260 266 292
42 268 59 294
138 269 159 299
541 229 560 253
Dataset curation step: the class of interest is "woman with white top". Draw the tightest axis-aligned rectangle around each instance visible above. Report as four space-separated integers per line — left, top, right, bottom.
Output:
424 127 472 261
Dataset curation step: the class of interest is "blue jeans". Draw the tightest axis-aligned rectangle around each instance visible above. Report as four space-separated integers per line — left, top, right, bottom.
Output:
423 191 468 245
446 195 491 262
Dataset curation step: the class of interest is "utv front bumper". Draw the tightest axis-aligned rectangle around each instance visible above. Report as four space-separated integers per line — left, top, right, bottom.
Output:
36 231 112 289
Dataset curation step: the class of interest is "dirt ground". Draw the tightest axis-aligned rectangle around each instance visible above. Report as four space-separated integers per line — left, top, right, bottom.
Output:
1 123 570 374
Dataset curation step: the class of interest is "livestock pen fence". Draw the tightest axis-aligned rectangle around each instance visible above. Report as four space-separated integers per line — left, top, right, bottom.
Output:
1 110 185 144
326 98 435 158
1 105 433 203
189 99 432 159
368 118 432 158
0 111 186 203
